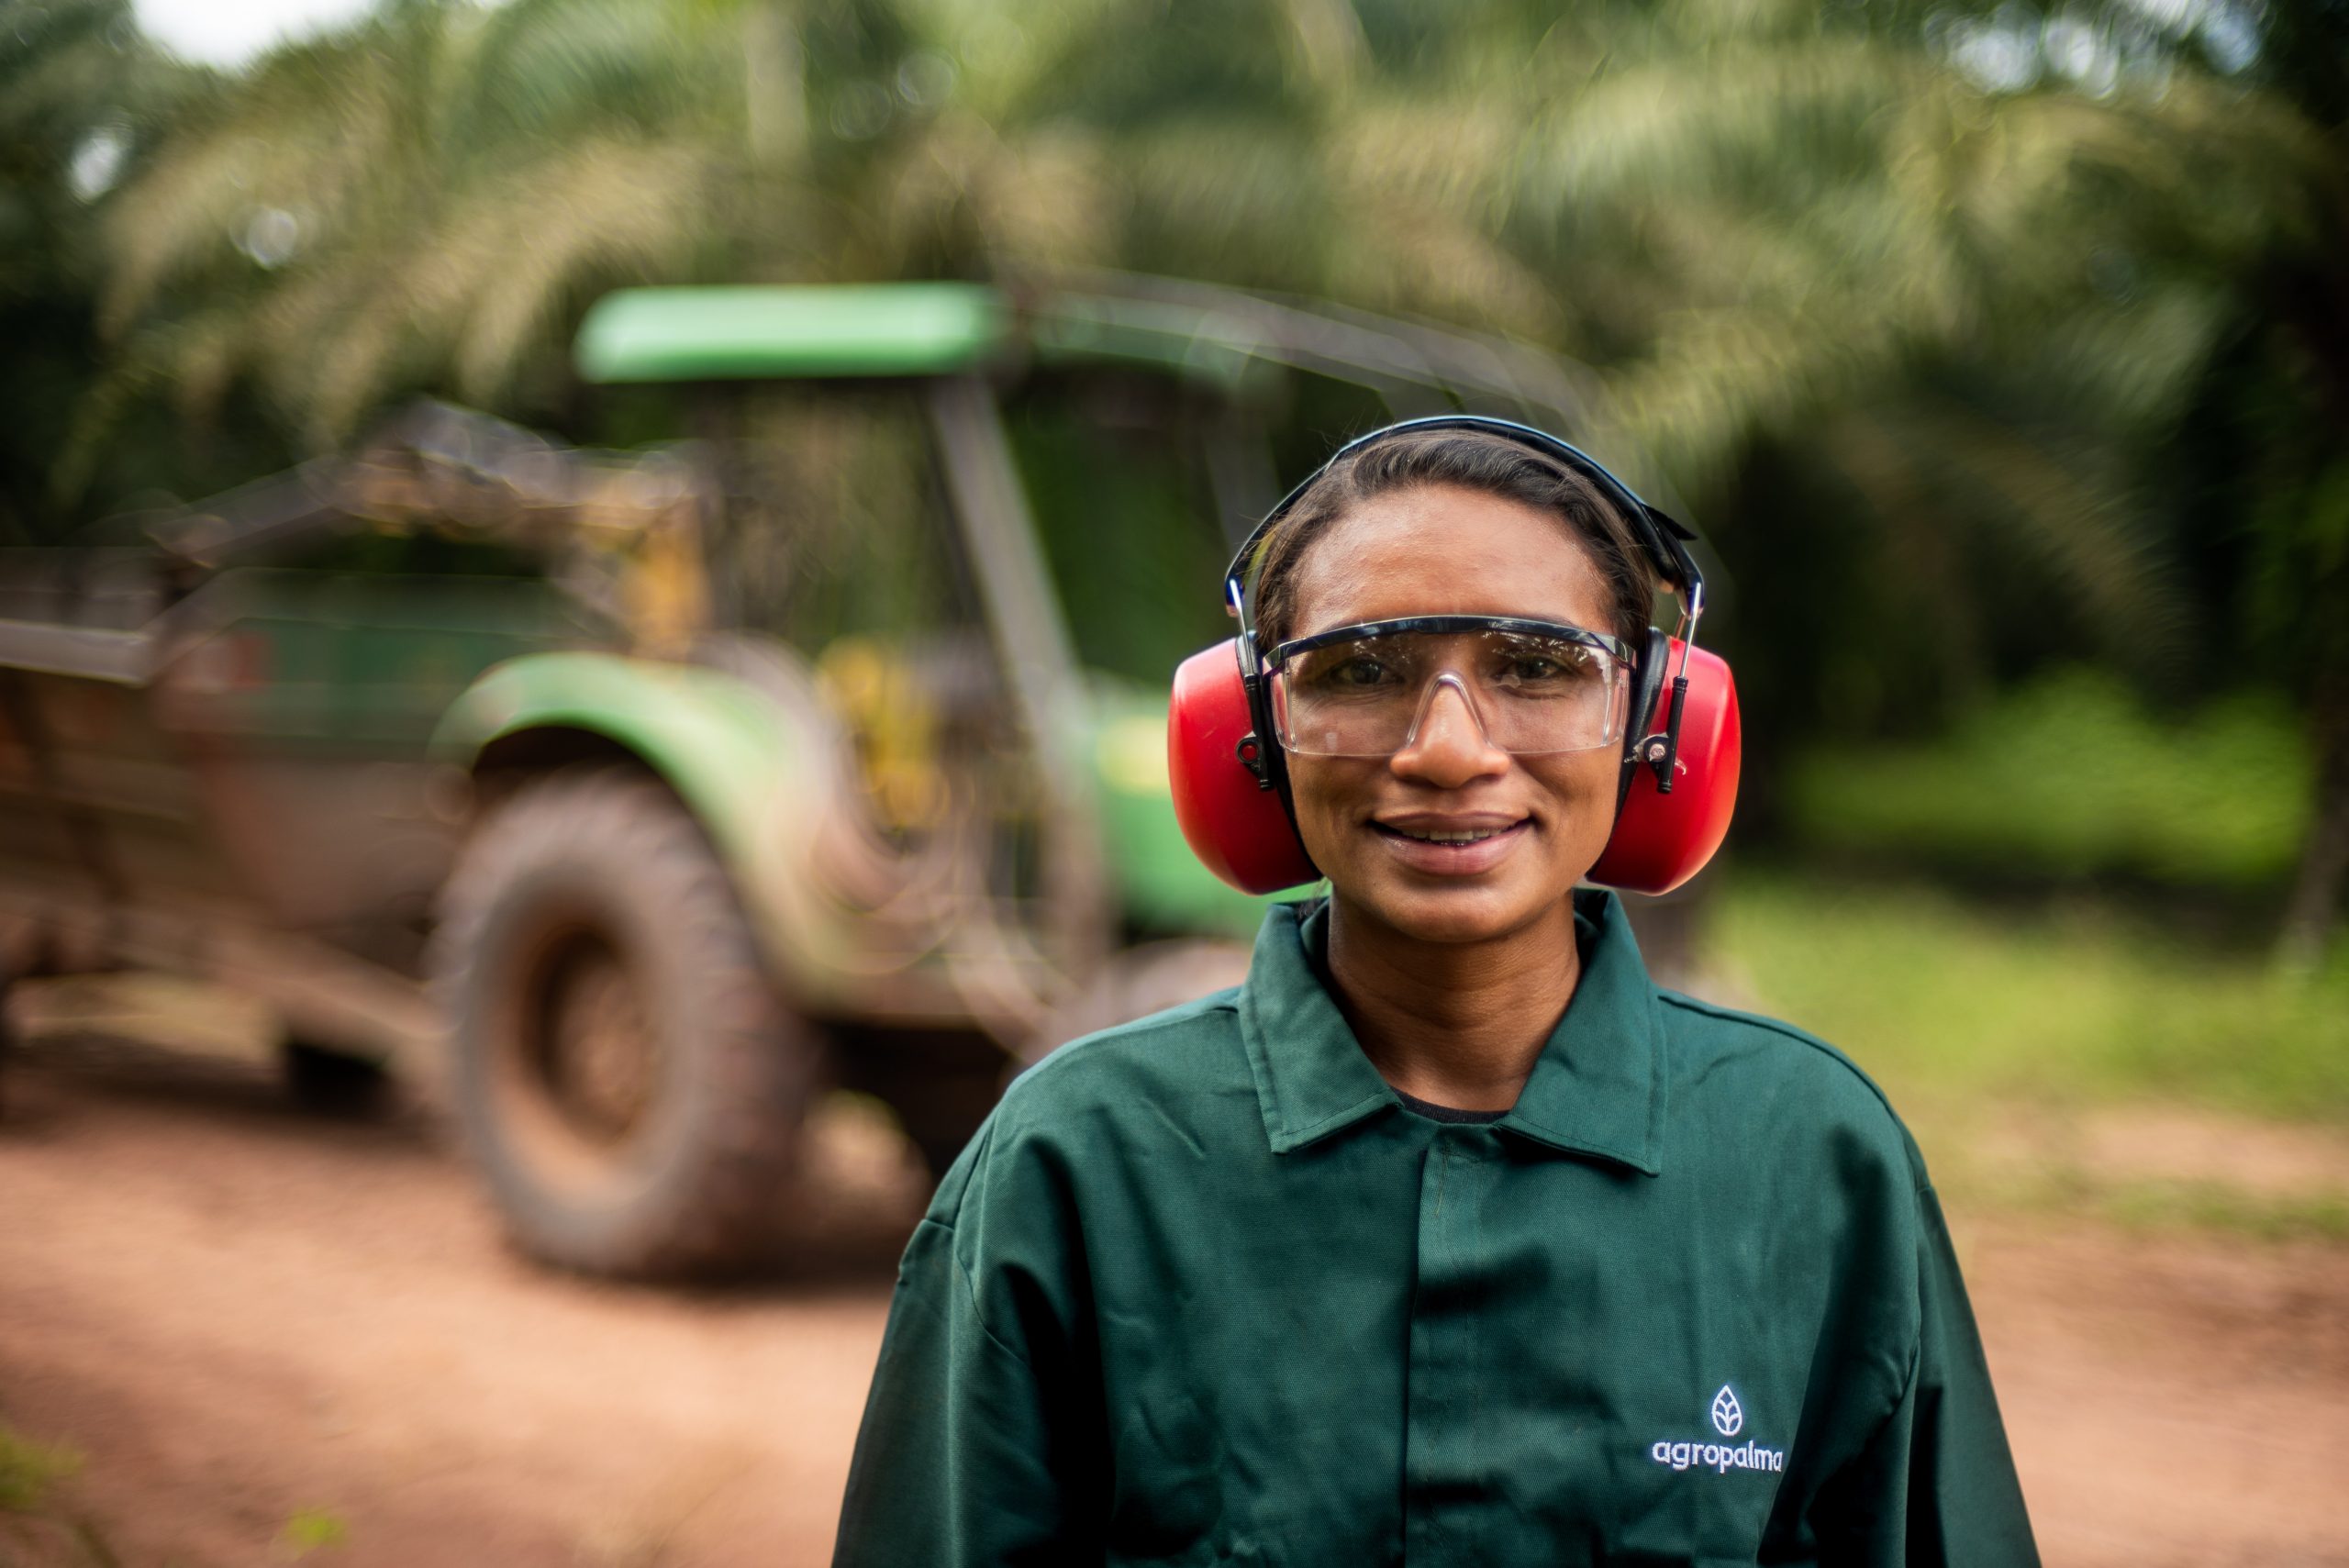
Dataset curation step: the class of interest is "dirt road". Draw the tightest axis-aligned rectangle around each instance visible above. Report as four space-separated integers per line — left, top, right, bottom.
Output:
4 1032 2346 1566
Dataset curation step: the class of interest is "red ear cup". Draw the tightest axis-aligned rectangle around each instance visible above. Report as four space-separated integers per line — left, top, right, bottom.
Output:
1168 639 1319 895
1586 639 1741 895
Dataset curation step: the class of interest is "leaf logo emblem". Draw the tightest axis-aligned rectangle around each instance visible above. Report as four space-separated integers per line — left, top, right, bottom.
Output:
1710 1385 1743 1437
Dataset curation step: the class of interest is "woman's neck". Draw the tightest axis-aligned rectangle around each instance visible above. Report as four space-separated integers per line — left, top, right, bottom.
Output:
1321 894 1582 1113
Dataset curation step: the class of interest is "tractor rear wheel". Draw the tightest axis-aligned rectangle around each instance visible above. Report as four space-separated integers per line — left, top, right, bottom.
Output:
432 767 814 1278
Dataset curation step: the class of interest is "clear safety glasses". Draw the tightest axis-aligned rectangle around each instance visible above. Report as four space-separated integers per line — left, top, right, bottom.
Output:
1266 615 1635 759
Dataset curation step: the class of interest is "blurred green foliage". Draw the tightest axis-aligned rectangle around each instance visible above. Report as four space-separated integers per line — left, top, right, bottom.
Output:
0 0 294 536
3 0 2343 945
1720 872 2349 1123
1786 668 2310 886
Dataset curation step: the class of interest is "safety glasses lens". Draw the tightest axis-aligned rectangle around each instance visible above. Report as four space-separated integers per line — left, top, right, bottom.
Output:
1272 628 1627 756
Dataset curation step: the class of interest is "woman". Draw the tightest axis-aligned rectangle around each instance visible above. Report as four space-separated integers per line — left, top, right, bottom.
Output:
832 421 2038 1566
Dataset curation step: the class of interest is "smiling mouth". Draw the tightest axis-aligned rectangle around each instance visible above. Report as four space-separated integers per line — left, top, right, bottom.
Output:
1372 821 1526 845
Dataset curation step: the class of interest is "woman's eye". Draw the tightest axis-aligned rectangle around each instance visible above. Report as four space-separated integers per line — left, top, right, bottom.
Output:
1297 651 1401 695
1496 646 1590 687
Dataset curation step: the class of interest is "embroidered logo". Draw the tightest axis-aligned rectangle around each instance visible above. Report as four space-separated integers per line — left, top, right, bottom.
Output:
1651 1386 1784 1475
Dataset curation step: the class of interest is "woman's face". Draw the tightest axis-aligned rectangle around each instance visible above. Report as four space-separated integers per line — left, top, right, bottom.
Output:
1280 483 1624 948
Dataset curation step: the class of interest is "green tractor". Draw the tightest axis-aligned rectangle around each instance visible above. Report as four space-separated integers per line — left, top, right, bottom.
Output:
0 273 1627 1276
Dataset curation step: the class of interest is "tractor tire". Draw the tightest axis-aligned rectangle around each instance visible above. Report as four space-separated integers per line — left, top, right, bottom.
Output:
431 767 814 1278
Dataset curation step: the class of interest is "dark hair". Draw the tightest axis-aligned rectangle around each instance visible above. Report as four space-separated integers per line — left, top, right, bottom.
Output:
1250 428 1660 651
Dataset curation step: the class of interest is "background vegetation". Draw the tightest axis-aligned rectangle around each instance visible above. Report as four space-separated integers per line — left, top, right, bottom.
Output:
4 0 2343 1137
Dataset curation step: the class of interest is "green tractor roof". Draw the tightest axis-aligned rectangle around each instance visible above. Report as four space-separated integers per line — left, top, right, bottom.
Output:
572 280 1269 390
575 283 1009 382
571 274 1600 427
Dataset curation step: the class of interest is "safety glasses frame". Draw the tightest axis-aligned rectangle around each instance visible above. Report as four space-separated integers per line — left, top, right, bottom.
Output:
1266 614 1635 667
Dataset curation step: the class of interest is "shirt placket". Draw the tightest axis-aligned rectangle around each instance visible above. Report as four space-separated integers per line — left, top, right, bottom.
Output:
1402 1128 1496 1566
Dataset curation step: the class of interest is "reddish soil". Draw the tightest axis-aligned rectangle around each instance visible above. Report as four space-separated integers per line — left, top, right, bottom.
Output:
3 1032 2345 1566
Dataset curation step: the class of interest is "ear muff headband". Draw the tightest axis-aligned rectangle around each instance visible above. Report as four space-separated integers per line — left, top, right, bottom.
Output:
1171 414 1740 897
1222 415 1701 630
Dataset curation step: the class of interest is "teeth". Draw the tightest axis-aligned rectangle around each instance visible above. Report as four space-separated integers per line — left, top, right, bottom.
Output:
1400 828 1503 844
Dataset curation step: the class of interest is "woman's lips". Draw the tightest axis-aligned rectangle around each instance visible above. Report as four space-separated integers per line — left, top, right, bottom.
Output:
1368 818 1531 876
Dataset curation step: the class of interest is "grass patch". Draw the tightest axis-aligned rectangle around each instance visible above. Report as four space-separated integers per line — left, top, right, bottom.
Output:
1711 870 2349 1124
1936 1150 2349 1241
2095 1180 2349 1242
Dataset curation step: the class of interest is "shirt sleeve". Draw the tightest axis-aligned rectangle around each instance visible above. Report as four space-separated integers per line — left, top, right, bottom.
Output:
1818 1182 2042 1567
831 1123 1105 1566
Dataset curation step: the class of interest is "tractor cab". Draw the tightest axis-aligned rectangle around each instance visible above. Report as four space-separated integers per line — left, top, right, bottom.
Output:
559 272 1615 1007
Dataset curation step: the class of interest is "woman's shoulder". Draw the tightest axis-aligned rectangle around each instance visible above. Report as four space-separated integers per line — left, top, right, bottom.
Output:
1019 984 1246 1086
1651 987 1930 1188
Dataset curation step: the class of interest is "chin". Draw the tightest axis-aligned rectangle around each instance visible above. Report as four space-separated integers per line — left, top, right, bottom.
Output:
1332 875 1557 947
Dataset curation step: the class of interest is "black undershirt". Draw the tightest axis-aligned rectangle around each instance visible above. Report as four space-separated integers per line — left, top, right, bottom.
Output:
1390 1087 1509 1125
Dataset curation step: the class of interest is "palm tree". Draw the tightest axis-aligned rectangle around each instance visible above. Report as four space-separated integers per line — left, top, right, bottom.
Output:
70 0 1150 469
2131 0 2349 962
0 0 211 539
73 0 748 463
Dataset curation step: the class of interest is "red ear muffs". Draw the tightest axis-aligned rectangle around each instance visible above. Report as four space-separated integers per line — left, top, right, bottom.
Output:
1169 639 1319 895
1586 639 1740 895
1167 635 1740 898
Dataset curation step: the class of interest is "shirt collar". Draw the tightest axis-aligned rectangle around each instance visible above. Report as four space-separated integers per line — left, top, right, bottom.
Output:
1236 887 1669 1175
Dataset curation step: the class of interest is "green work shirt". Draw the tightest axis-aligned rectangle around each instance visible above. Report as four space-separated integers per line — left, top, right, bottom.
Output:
834 890 2039 1567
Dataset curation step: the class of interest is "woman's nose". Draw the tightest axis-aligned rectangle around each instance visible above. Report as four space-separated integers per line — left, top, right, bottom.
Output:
1390 675 1510 787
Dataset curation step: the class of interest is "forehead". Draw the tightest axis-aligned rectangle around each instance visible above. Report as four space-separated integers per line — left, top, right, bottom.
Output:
1282 484 1614 640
